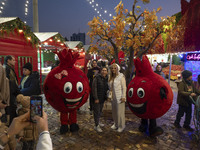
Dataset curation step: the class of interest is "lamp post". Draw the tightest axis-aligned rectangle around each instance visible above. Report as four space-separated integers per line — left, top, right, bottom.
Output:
33 0 39 32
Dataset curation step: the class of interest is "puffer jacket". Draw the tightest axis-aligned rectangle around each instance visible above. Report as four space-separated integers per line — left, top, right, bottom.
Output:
177 79 200 107
92 74 109 103
109 73 126 104
19 71 41 96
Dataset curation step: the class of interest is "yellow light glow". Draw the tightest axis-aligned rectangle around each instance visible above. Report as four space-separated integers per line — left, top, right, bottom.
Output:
18 29 23 33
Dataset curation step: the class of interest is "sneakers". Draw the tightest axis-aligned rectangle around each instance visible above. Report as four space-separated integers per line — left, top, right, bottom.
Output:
99 123 104 127
117 126 125 133
111 124 117 130
174 122 181 128
183 125 194 131
94 125 103 132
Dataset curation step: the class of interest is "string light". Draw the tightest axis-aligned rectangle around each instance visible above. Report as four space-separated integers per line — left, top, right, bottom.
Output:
0 0 7 15
24 0 30 24
86 0 113 22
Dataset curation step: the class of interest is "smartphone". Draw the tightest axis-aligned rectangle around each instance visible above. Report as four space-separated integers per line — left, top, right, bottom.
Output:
30 95 43 122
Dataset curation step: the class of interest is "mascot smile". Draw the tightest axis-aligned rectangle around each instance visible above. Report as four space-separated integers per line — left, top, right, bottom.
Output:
127 55 173 137
44 49 90 134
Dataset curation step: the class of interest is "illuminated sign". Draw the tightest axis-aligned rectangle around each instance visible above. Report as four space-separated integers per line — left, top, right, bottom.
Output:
187 53 200 61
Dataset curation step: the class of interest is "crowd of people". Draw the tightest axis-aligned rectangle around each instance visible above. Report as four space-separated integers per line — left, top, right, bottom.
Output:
0 55 200 149
0 55 52 150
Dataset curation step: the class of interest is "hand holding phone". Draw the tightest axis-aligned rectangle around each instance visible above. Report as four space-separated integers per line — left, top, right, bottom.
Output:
30 96 43 122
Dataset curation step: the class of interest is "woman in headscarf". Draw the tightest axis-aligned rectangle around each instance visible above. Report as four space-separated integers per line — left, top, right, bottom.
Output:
108 63 126 132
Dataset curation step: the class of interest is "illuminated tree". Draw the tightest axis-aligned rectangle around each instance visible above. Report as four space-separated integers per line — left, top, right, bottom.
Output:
88 1 127 64
88 0 176 84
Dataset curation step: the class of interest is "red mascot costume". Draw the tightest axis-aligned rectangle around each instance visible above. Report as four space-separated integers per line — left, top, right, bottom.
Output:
44 49 90 134
127 55 173 137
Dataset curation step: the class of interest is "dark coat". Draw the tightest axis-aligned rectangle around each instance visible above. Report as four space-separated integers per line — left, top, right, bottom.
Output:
19 71 41 96
177 79 200 107
92 74 109 103
5 64 21 106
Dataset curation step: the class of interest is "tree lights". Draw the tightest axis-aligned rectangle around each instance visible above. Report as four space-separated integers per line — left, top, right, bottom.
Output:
0 0 7 15
86 0 113 22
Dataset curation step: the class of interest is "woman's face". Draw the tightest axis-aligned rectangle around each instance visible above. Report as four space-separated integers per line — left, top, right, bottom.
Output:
23 68 31 76
156 65 162 71
111 65 117 74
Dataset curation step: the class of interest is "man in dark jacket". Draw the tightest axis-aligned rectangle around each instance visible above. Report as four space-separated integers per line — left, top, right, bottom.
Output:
174 70 200 131
87 60 101 114
19 62 41 96
4 55 21 125
92 67 109 132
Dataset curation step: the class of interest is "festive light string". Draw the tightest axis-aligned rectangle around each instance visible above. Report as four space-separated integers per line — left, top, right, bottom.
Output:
86 0 113 22
0 0 7 15
24 0 30 24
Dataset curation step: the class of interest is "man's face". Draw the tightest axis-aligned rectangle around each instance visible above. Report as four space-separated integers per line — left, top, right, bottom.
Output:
8 57 16 67
92 61 97 67
101 68 108 77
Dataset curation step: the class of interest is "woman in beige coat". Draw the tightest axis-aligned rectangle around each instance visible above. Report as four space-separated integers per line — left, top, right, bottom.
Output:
108 63 126 132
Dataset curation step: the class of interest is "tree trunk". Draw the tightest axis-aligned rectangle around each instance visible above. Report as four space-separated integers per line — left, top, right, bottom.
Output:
110 40 119 64
125 46 134 86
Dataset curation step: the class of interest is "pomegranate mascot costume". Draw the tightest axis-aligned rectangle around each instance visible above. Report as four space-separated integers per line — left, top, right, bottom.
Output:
44 49 90 134
127 55 173 137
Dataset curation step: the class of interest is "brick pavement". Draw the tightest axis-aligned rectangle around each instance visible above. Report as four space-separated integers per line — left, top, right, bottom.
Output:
18 81 200 150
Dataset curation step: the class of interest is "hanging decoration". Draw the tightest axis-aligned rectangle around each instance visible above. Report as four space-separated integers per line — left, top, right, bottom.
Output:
0 17 39 46
86 0 113 22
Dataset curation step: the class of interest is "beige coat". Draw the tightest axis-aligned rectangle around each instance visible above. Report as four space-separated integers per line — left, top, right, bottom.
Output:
0 64 10 124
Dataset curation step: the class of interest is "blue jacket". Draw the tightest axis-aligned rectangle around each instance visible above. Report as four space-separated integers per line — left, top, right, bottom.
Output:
19 71 41 96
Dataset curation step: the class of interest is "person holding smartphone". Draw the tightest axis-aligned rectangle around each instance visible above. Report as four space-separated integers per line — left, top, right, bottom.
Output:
0 111 52 150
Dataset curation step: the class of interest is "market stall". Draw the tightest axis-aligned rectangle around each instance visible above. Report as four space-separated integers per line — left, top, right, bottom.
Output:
0 17 39 82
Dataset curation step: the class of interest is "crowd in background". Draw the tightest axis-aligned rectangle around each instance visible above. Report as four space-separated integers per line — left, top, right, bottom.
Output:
1 55 200 149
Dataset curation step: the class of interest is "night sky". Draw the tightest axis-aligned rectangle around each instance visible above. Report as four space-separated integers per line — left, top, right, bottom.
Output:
0 0 181 44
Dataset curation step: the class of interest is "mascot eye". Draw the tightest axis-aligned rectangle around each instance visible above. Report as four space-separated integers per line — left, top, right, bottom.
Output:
137 88 145 98
76 82 83 93
128 88 134 98
64 82 72 93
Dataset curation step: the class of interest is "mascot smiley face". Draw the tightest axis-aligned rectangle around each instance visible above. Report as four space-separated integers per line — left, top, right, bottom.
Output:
127 55 173 119
44 49 90 113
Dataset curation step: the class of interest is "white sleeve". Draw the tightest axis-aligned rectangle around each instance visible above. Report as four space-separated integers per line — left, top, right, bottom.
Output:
121 75 126 100
36 131 52 150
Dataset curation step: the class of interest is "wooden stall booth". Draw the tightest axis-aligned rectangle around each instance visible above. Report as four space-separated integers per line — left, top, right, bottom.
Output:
0 17 39 82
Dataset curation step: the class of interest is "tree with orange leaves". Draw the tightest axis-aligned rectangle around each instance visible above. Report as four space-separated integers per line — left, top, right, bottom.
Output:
88 1 127 64
88 0 176 84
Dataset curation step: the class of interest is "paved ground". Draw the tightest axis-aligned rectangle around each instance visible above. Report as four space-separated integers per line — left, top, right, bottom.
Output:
17 81 200 150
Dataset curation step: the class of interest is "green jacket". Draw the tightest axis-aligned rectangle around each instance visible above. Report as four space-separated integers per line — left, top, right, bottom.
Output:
177 80 200 107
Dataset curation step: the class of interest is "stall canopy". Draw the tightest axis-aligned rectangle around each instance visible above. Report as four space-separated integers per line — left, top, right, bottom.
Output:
0 17 39 82
65 41 84 51
34 32 67 50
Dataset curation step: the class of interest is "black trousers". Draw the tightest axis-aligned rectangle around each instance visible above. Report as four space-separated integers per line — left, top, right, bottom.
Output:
141 118 157 131
93 103 104 126
175 104 192 126
89 94 94 111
